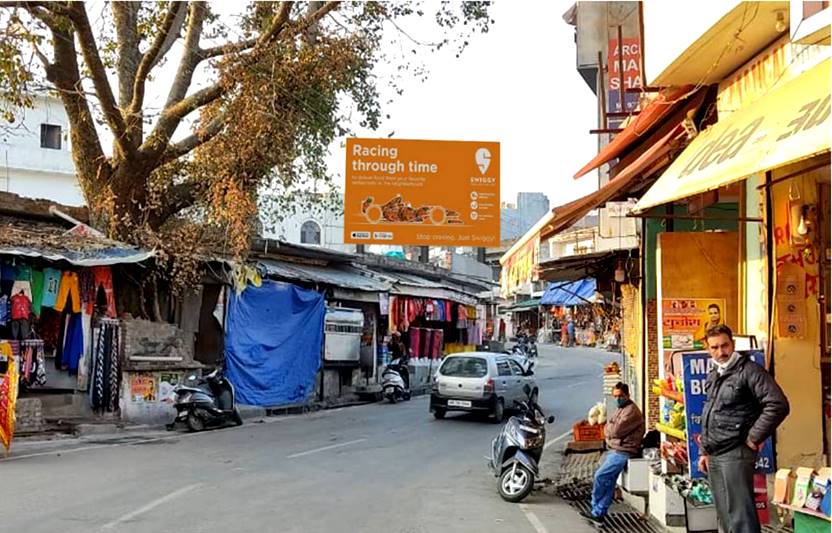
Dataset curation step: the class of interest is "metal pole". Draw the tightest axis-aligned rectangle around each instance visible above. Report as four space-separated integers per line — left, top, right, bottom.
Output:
617 25 625 114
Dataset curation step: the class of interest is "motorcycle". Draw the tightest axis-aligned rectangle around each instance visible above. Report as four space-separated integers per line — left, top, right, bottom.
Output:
488 384 554 502
381 358 411 403
169 368 243 432
527 335 539 358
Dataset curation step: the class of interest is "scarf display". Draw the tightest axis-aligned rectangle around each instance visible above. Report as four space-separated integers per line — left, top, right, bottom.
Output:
90 319 121 413
0 341 18 451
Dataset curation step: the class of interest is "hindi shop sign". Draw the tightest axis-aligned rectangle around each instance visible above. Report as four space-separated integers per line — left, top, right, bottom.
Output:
344 138 500 247
682 350 775 479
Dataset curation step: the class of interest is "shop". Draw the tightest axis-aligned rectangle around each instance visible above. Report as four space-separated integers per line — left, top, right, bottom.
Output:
539 278 621 348
0 212 154 446
630 51 831 528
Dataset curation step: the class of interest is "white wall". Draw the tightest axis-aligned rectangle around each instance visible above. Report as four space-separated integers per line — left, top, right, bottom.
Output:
642 0 740 84
263 198 356 253
1 95 82 205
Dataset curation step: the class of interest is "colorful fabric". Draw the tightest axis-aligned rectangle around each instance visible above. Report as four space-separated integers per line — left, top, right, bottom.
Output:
41 268 61 308
0 263 15 296
30 270 44 316
55 271 81 313
61 313 84 375
0 341 18 451
0 295 8 326
90 266 117 317
15 264 31 282
10 288 31 319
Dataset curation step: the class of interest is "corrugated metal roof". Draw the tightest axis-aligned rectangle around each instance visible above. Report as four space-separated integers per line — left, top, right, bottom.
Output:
258 260 390 292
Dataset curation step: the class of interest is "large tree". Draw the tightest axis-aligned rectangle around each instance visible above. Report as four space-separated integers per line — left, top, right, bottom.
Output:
0 1 491 264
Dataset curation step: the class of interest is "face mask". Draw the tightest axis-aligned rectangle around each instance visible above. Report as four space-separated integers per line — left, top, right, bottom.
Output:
616 398 628 408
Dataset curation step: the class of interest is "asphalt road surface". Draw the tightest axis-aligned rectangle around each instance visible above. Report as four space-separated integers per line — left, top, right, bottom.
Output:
2 344 618 533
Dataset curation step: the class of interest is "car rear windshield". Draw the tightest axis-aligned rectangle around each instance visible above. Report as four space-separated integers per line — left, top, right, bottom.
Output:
440 357 488 378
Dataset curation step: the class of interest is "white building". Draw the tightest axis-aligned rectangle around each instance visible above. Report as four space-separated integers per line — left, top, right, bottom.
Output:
1 95 83 206
261 193 356 254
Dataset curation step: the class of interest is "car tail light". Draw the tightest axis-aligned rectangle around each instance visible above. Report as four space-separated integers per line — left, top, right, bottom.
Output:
483 378 495 394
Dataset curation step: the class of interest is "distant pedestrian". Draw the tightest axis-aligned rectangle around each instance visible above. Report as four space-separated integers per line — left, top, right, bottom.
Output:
566 318 575 347
580 382 644 524
698 325 789 533
560 321 569 347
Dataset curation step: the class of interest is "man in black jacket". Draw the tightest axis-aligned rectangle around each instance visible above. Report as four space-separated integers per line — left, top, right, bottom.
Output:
698 325 789 533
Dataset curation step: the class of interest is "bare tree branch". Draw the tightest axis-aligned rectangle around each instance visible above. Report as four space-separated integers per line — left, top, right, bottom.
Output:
197 37 257 61
66 2 130 156
148 180 200 228
41 20 111 198
112 2 140 108
160 113 225 165
141 1 207 155
256 2 293 47
129 1 187 116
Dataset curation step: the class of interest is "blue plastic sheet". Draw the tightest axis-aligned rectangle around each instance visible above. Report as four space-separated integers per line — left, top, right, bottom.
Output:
225 280 324 407
540 278 597 306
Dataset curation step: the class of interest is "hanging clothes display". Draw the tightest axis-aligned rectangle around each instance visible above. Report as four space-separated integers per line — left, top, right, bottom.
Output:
61 313 84 375
19 340 46 389
90 318 121 413
0 340 18 451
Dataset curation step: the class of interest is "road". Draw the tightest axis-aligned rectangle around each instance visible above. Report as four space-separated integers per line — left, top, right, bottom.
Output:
1 345 619 533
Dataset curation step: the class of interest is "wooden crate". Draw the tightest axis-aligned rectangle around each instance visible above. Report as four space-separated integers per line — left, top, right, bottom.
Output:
574 421 605 442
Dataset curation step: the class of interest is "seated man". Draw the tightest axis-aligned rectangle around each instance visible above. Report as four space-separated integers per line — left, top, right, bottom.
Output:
580 382 645 524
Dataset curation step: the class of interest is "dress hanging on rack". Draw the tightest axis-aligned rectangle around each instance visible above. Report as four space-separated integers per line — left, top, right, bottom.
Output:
90 318 121 413
19 340 46 389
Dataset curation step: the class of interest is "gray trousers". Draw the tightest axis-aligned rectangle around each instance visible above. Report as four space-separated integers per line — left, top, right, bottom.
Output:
708 444 760 533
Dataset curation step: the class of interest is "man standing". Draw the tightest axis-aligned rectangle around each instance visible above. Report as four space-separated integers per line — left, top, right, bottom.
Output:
580 382 645 524
567 318 576 347
698 325 789 533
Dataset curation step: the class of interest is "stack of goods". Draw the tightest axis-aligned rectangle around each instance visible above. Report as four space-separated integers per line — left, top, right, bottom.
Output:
573 402 607 442
775 467 832 517
653 375 686 440
668 476 714 506
660 440 689 467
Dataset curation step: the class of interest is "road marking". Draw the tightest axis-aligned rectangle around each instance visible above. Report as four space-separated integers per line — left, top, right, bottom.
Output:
519 503 549 533
544 429 573 450
565 379 594 389
286 438 366 459
101 483 202 529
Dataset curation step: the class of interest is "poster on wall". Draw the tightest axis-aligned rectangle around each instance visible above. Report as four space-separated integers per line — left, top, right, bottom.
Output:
130 373 157 403
159 373 181 404
662 298 727 350
682 350 775 479
344 138 500 247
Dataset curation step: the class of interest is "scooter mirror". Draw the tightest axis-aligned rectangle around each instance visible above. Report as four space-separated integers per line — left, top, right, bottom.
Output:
547 416 555 424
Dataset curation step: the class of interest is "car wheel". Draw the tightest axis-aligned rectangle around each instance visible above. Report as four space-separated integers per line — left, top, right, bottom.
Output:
232 407 243 426
433 408 446 420
491 398 505 423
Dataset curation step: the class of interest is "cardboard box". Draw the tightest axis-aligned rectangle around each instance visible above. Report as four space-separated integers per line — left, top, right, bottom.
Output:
805 467 831 513
774 468 797 504
791 467 817 508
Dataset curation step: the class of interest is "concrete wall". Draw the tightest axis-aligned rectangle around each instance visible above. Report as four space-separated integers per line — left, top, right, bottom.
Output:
1 95 82 206
261 194 356 254
769 158 827 469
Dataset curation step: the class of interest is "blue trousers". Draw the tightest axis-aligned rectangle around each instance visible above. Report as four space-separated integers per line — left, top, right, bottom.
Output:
591 450 630 517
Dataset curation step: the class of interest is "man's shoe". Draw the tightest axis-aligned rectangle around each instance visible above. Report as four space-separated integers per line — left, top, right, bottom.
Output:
578 510 604 525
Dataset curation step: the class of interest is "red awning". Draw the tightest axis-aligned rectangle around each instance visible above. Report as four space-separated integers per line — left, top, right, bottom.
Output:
573 85 694 179
540 124 688 241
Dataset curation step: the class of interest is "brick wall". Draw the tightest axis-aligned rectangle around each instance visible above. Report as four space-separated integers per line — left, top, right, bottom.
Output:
646 298 660 429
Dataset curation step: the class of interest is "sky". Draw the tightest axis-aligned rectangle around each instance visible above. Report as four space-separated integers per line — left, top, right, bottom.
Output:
326 0 601 209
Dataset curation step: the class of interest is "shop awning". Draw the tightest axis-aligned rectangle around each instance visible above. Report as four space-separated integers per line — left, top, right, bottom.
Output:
573 85 695 179
541 278 598 306
505 298 540 312
372 270 479 306
538 249 638 283
258 260 390 292
633 59 831 214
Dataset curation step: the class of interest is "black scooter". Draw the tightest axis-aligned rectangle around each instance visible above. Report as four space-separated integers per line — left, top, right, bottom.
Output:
488 385 554 502
169 368 243 432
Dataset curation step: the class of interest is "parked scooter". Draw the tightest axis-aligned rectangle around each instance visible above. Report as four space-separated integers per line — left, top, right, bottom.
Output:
381 358 411 403
488 384 554 502
169 368 243 432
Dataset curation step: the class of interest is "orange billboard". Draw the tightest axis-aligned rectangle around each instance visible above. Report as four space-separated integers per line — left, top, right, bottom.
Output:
344 138 500 246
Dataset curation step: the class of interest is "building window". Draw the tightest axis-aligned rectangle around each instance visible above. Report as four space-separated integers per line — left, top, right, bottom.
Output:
40 124 61 149
300 220 321 245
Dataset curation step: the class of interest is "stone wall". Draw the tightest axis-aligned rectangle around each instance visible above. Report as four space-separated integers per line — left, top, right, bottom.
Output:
16 397 44 433
121 318 195 365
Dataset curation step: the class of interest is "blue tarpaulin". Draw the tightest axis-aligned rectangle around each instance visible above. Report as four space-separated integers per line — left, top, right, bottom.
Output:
225 280 325 407
540 278 597 306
